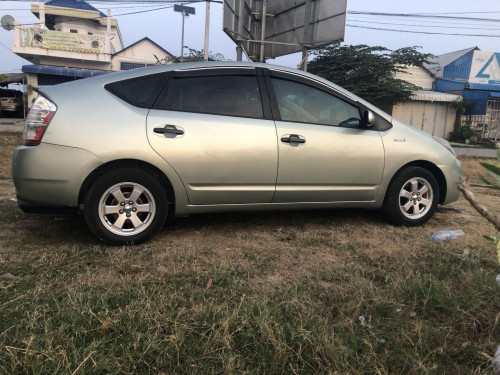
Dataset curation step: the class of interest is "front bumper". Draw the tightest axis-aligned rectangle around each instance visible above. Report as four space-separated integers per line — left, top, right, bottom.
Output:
440 157 464 205
12 143 102 208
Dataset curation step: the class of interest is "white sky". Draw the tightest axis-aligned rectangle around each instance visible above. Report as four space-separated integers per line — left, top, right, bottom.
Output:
1 0 500 73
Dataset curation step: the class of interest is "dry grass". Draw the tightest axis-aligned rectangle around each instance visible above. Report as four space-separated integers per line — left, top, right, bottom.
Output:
0 133 19 200
0 131 499 374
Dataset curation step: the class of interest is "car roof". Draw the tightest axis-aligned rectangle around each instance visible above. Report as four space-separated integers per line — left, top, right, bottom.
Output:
38 61 392 122
40 61 358 101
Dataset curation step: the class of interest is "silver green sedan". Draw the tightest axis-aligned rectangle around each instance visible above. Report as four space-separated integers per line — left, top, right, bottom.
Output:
11 62 464 244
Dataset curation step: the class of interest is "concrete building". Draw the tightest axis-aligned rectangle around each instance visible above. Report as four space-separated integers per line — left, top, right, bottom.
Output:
11 0 174 105
392 91 461 139
392 65 461 139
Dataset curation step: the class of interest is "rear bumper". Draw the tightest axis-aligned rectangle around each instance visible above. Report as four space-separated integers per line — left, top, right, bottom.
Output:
17 198 78 214
12 143 102 207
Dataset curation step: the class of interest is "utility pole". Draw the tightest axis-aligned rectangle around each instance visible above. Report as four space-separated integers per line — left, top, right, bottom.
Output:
301 0 313 71
259 0 267 62
204 0 210 61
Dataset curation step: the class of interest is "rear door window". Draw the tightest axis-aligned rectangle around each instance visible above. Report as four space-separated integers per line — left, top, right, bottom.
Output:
155 75 264 119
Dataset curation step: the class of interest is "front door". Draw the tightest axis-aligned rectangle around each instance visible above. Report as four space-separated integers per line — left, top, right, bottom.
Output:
268 75 385 203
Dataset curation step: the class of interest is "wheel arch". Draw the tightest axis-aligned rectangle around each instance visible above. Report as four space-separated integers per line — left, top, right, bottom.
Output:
386 160 447 205
79 159 176 215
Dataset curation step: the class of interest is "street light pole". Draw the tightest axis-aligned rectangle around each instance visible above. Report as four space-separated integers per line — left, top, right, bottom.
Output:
180 10 186 63
174 4 195 63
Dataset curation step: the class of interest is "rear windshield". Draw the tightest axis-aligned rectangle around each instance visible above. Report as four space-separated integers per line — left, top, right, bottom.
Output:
104 72 169 108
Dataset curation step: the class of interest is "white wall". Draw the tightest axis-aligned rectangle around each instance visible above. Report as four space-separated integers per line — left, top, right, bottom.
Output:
53 19 123 53
395 66 434 90
111 40 173 71
392 101 457 139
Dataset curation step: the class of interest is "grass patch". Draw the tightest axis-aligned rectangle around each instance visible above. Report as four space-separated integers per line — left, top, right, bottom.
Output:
0 134 499 373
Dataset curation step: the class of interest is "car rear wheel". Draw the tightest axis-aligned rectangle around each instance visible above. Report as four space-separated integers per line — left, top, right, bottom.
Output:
383 166 439 226
84 169 168 245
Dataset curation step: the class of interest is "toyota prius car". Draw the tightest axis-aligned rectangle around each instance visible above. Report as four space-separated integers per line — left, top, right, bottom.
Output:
12 62 464 244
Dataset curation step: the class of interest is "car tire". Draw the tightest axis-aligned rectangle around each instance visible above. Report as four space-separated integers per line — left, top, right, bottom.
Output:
382 166 439 226
84 168 168 245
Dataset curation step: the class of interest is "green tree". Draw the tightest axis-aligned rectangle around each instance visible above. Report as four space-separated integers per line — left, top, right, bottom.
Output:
308 44 434 109
173 47 226 63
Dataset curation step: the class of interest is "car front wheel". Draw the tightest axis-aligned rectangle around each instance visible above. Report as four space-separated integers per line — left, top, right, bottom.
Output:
383 166 439 226
84 169 168 244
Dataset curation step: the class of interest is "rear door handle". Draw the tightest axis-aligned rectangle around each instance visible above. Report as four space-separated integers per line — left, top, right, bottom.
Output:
153 125 184 136
281 134 305 144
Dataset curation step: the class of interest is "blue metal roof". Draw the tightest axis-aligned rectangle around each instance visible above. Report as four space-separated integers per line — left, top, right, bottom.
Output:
434 78 467 93
22 64 108 78
468 83 500 92
442 49 475 80
45 0 106 17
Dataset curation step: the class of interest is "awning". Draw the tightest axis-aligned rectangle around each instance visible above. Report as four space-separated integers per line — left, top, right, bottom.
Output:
411 90 461 102
22 64 108 78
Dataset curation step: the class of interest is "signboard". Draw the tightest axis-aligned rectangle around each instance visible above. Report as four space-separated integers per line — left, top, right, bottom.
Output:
470 50 500 85
223 0 347 60
174 4 196 15
27 28 103 53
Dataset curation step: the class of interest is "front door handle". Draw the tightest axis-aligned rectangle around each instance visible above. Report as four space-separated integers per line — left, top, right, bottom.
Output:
153 125 184 136
281 134 305 144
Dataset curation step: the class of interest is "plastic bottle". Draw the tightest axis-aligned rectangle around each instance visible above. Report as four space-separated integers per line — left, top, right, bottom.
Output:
430 230 464 241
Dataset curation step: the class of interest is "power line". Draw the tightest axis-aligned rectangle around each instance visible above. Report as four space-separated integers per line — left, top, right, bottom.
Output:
347 18 500 31
0 0 194 1
348 10 500 23
15 3 178 25
403 10 500 15
2 0 220 26
0 40 14 52
0 4 166 9
347 24 500 37
349 14 500 27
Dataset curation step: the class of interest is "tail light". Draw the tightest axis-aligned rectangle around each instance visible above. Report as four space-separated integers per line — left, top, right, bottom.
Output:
23 95 57 146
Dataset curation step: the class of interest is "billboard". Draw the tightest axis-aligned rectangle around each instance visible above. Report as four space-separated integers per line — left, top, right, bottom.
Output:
470 50 500 85
27 28 103 53
223 0 347 60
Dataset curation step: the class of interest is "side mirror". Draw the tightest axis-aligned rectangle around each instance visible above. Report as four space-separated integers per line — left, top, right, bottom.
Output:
363 110 375 127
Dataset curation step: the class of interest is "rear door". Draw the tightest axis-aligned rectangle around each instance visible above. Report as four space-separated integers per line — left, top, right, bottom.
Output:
146 68 278 205
266 71 386 203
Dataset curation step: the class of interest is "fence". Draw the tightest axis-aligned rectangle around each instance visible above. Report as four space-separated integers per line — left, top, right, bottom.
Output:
462 99 500 140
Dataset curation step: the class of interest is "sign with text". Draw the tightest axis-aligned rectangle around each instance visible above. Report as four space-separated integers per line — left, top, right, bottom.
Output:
174 4 195 15
470 50 500 85
28 29 103 53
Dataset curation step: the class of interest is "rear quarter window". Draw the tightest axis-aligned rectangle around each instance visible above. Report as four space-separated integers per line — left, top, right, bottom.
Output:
104 72 170 108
